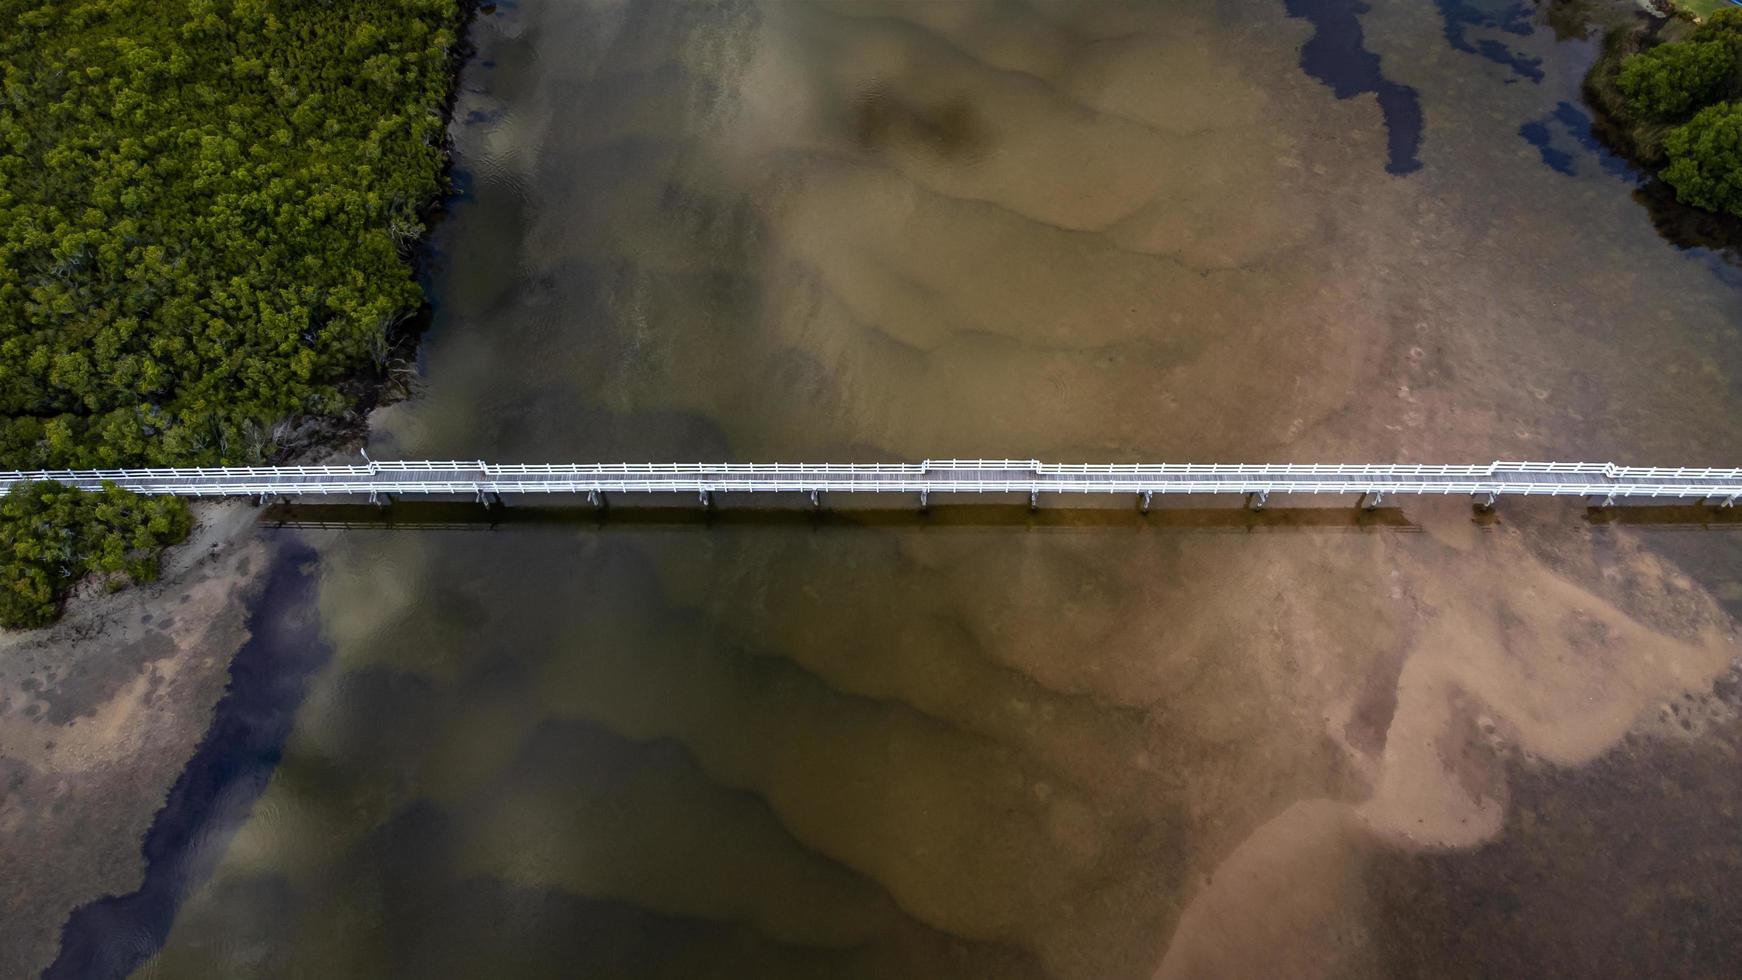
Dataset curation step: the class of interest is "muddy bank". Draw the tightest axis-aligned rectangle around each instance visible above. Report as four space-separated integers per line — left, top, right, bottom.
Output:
0 503 267 979
44 539 329 980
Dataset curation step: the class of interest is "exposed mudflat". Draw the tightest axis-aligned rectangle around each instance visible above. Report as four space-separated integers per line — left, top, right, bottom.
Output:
0 503 266 980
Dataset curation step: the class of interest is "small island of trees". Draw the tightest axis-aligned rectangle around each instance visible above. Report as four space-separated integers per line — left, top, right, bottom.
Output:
0 0 464 626
1587 9 1742 218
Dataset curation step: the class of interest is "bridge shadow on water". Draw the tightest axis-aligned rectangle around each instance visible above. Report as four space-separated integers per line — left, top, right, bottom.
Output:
259 501 1742 534
262 500 1425 533
1584 504 1742 530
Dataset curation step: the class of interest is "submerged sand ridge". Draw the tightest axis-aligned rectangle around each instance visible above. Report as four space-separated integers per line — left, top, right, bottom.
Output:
1156 503 1740 979
128 0 1742 977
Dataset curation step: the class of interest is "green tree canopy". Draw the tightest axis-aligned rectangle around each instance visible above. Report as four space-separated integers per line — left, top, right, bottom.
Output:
1618 35 1737 121
0 0 460 471
0 481 191 628
1663 100 1742 216
0 0 462 627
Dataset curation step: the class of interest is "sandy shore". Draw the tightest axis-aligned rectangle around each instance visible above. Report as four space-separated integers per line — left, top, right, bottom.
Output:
0 501 267 980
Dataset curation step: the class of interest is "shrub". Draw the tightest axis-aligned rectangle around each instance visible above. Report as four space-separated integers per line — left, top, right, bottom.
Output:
0 482 191 628
1618 38 1735 121
1663 101 1742 216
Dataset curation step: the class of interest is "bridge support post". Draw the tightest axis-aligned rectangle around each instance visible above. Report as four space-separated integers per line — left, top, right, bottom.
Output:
1139 491 1152 514
1362 491 1383 511
810 489 821 510
1475 491 1498 511
699 489 713 509
589 489 607 510
1029 489 1039 512
919 489 928 512
1249 491 1268 511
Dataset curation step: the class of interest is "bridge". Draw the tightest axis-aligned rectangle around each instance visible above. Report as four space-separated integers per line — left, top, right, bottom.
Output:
3 459 1741 511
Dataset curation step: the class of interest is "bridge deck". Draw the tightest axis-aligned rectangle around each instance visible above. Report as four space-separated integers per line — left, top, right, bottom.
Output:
3 460 1741 505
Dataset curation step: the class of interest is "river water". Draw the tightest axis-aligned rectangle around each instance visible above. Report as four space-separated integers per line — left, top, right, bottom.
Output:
115 1 1742 977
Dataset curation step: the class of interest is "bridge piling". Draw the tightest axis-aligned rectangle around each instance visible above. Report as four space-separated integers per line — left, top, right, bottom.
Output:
1140 491 1152 514
1029 489 1039 511
1249 491 1268 511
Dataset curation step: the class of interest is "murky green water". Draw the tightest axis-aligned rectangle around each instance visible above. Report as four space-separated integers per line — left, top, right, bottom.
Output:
134 2 1742 977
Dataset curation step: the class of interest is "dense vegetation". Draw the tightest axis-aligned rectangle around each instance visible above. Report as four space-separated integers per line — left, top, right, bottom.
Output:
0 482 191 627
1588 10 1742 216
0 0 463 625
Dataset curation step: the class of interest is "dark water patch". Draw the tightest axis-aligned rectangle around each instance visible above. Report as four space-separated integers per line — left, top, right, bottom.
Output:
1520 117 1576 175
851 85 991 162
195 766 1051 978
1695 248 1742 290
1436 0 1544 81
403 866 1048 980
1630 178 1742 262
461 107 507 127
1539 0 1607 42
1520 101 1638 178
1585 502 1742 528
43 542 330 980
1282 0 1424 175
1365 665 1742 979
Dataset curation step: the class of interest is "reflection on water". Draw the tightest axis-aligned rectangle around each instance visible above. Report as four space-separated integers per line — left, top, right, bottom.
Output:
135 1 1742 978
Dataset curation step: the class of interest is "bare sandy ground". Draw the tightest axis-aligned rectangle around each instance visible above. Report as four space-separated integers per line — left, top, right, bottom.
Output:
0 501 266 980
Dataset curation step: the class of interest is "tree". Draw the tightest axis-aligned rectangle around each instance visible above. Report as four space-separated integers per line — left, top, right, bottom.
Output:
1663 101 1742 217
0 481 191 628
0 0 463 626
1617 37 1736 121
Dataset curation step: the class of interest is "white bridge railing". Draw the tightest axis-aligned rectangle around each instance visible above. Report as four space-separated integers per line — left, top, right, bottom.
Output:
2 459 1740 510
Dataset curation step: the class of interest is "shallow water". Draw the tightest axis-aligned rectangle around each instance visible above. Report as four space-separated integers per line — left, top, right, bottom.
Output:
116 1 1742 977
